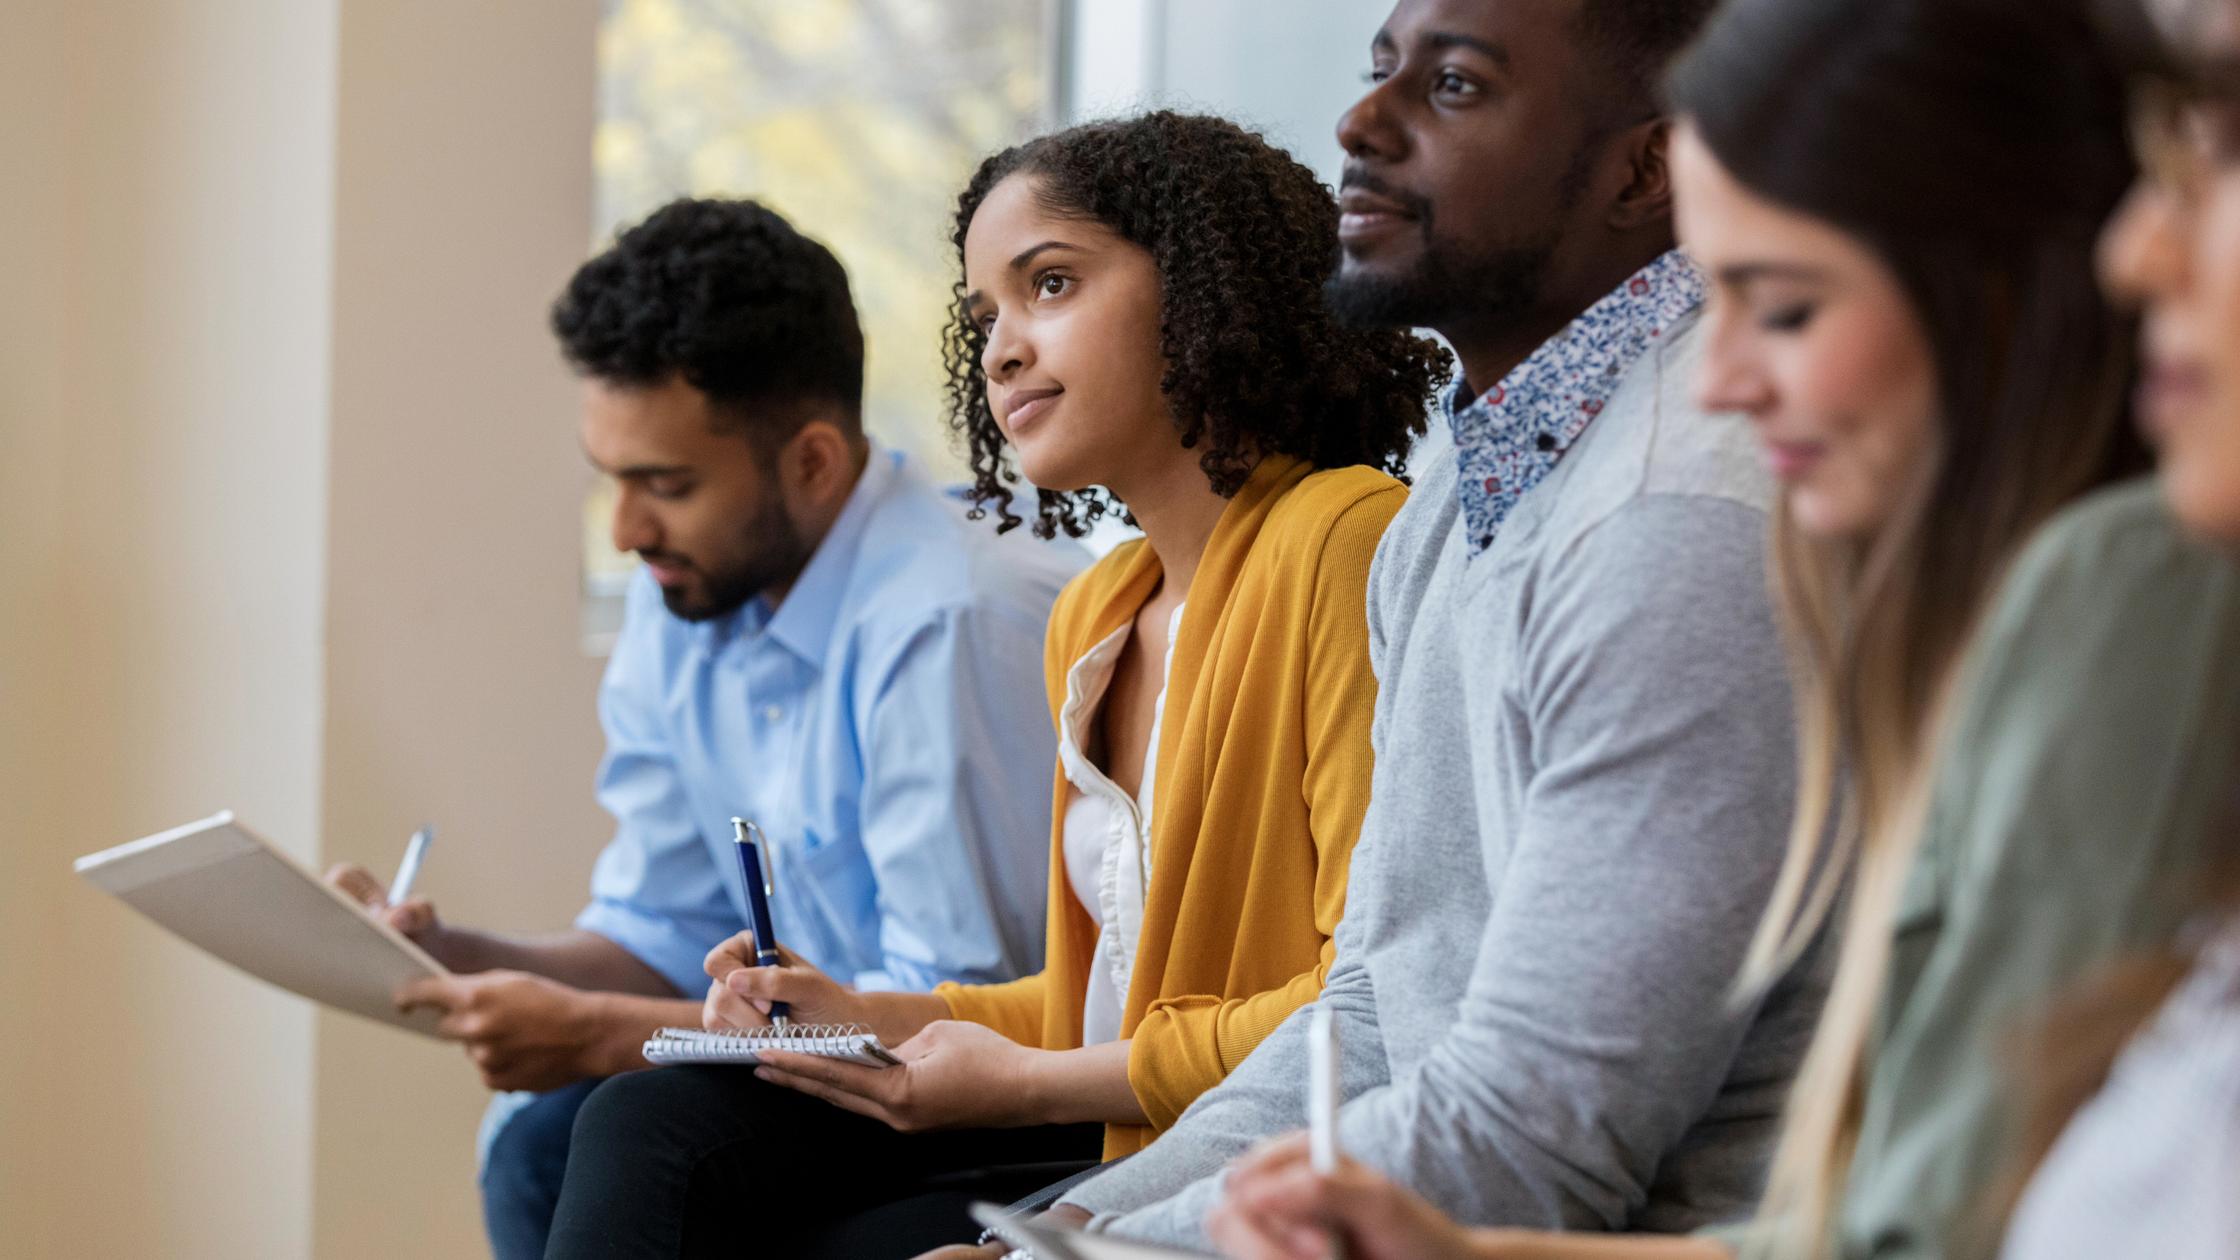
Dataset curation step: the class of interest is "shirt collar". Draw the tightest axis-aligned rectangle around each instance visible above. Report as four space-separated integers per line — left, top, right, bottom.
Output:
1443 250 1705 556
722 441 901 669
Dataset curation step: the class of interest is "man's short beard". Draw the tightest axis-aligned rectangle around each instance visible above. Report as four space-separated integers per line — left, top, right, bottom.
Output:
1324 143 1595 342
660 494 814 622
1323 232 1561 334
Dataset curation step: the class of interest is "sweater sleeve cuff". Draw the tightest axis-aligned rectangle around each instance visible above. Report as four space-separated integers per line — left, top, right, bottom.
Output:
1058 1149 1224 1224
1126 1005 1229 1132
930 982 963 1017
934 972 1046 1044
1131 986 1317 1130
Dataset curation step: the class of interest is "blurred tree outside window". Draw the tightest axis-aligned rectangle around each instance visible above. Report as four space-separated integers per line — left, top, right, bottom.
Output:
582 0 1054 650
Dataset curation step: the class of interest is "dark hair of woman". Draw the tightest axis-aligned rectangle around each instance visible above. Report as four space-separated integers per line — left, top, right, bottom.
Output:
1665 0 2150 1251
941 110 1452 538
1673 0 2149 860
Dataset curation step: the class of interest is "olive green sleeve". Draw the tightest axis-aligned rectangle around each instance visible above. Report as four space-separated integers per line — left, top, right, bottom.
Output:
1838 482 2240 1260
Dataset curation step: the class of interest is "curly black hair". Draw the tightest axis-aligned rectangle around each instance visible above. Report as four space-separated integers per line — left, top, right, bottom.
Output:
552 197 865 447
942 111 1453 538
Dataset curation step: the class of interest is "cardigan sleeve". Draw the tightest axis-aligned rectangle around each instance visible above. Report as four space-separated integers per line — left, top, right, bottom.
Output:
1835 484 2240 1260
937 969 1053 1044
1123 487 1400 1129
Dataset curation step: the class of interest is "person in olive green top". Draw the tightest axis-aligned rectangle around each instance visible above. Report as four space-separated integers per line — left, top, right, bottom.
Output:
1212 493 2240 1260
1830 480 2240 1259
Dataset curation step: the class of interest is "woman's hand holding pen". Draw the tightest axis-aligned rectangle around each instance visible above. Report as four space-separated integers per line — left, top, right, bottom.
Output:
1205 1139 1715 1260
701 935 859 1029
1207 1138 1491 1260
699 931 948 1045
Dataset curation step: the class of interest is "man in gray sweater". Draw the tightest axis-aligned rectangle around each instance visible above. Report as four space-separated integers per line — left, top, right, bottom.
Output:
1036 0 1828 1248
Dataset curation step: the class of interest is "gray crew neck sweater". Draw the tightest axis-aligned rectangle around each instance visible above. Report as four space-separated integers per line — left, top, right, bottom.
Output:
1063 311 1829 1246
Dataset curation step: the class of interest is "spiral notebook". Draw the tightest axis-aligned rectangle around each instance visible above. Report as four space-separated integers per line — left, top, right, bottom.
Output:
643 1024 902 1067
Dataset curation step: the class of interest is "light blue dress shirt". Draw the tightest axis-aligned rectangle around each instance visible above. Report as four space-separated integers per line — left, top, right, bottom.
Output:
478 446 1083 1172
574 444 1085 996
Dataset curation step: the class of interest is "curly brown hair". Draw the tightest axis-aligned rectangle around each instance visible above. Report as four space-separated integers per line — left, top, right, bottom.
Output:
942 111 1452 538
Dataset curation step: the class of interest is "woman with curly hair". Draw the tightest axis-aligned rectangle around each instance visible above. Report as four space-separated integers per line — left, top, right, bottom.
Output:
543 111 1449 1260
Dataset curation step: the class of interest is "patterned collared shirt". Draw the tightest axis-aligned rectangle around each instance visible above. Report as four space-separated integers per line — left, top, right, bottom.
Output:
1448 249 1707 556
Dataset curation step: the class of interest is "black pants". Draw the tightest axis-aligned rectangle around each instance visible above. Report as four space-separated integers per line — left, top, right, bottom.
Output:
543 1066 1103 1259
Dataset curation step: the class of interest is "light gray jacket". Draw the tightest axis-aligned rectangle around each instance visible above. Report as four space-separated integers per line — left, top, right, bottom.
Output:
1064 311 1828 1246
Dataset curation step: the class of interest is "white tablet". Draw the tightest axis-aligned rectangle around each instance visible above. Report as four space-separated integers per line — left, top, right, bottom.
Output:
76 811 450 1036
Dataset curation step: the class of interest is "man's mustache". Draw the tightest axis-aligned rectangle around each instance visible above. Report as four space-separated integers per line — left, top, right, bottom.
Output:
1339 166 1434 223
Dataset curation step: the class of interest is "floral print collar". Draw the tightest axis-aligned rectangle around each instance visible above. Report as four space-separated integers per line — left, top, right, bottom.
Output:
1446 249 1706 557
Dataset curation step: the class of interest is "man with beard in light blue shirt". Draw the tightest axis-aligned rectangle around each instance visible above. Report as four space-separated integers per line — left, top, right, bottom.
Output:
326 198 1084 1260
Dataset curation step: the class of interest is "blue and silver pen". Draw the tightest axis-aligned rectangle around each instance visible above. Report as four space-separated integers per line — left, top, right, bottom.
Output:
730 818 788 1028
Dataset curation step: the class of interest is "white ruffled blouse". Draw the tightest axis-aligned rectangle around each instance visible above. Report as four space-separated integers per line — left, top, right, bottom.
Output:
1054 603 1183 1045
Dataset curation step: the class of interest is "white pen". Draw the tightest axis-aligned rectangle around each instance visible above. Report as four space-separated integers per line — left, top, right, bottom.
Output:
1309 1005 1346 1260
1309 1005 1341 1173
390 824 434 905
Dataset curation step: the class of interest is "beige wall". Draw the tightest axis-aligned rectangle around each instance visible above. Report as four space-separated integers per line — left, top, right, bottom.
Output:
313 2 606 1256
1 1 602 1255
0 1 338 1256
0 1 75 1244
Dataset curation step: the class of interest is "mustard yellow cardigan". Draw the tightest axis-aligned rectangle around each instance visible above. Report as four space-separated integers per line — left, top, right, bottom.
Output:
937 455 1400 1158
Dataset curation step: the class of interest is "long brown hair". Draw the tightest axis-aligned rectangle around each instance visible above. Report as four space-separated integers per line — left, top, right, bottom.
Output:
1667 0 2147 1252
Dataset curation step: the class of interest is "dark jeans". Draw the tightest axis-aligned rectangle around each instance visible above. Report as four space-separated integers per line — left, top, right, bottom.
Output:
482 1078 603 1260
544 1066 1103 1259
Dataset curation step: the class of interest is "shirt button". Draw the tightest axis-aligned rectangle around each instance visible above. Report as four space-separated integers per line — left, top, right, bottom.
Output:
762 704 783 723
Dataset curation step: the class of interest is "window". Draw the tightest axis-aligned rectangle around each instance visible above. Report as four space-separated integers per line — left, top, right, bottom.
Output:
583 0 1054 650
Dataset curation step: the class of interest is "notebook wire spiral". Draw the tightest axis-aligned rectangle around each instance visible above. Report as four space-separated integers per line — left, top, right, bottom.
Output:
643 1023 901 1067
